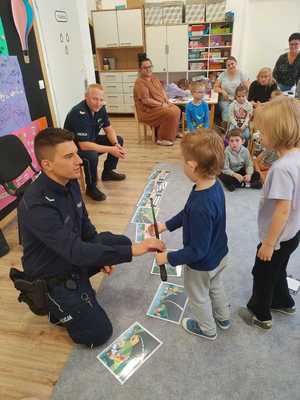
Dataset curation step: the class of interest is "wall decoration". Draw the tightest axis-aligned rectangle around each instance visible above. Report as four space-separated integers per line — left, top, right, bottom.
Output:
0 117 46 212
0 18 9 55
0 56 31 136
11 0 33 63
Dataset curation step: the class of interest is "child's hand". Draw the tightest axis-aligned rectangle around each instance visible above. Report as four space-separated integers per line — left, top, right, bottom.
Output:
244 175 251 183
257 243 274 261
132 238 166 256
148 223 166 237
156 252 168 266
234 173 244 183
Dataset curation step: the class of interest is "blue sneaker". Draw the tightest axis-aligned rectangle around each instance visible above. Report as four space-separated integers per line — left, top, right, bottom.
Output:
215 319 231 330
182 318 217 340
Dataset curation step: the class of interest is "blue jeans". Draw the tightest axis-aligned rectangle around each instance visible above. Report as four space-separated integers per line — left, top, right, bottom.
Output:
277 83 294 92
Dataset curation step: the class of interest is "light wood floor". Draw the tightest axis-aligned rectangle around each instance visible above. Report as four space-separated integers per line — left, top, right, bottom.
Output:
0 117 181 400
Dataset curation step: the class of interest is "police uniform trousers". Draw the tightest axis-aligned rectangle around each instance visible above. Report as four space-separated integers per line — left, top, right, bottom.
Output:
47 232 130 347
79 135 124 189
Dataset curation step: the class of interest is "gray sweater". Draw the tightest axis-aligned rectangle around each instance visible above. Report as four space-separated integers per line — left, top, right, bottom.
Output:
223 145 254 176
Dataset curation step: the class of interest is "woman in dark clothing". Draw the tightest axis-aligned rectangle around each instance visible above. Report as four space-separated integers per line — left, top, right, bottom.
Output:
248 67 277 108
273 32 300 91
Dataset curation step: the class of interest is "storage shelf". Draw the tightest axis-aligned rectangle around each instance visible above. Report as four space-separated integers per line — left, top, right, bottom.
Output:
189 33 232 38
188 57 227 61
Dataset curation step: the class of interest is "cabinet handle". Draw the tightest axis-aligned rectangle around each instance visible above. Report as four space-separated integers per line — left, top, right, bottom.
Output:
107 86 117 88
107 43 118 47
120 42 132 46
107 95 118 98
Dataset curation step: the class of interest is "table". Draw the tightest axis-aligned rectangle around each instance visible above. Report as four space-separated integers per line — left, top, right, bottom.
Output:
169 91 219 129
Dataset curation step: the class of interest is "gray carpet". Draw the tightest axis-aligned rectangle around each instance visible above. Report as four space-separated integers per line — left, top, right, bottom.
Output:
51 163 300 400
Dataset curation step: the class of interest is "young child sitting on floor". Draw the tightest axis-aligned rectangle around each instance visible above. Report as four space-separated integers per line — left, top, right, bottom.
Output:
228 84 253 143
185 82 210 132
246 96 300 330
219 128 262 191
149 130 230 341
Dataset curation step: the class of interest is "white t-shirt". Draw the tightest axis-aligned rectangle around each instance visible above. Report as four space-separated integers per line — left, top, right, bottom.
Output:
258 150 300 248
218 70 248 101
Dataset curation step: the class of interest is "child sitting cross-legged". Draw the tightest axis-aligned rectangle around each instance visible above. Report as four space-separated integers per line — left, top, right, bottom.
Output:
148 130 230 341
219 128 262 191
228 84 253 144
185 82 210 132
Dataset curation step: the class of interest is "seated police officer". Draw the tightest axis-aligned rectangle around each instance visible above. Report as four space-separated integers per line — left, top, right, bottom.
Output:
64 83 126 201
18 128 164 347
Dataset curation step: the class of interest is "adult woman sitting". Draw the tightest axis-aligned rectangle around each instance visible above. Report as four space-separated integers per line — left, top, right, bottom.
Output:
214 56 249 124
134 58 181 146
273 32 300 92
248 67 278 108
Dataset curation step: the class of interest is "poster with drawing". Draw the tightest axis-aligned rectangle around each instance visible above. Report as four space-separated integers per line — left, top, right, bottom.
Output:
0 56 31 136
0 118 47 211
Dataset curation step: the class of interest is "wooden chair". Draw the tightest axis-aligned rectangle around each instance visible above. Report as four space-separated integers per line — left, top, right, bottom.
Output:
78 165 86 193
134 106 156 143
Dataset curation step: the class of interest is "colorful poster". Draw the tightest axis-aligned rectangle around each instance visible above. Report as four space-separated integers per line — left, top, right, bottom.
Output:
0 56 31 136
97 322 162 384
0 18 9 56
131 207 157 224
0 118 46 211
147 282 188 325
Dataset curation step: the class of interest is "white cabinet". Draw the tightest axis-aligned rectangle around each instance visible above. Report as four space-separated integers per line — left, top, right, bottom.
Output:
117 9 143 47
146 24 188 73
167 25 188 72
146 26 167 73
93 9 143 48
101 71 138 113
93 11 119 48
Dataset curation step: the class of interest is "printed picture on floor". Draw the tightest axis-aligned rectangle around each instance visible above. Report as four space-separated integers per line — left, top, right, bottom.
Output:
97 322 162 384
147 282 188 324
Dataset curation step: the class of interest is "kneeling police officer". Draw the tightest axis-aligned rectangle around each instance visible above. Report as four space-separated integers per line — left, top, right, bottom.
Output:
16 128 164 348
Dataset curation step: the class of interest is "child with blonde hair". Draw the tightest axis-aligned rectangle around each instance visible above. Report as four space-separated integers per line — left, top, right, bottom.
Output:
228 84 253 143
246 97 300 329
248 67 277 107
149 129 230 340
185 82 210 132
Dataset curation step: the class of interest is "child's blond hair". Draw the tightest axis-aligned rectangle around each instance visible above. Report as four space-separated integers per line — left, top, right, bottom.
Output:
235 84 248 98
254 97 300 150
181 129 224 177
190 81 206 92
270 89 283 100
257 67 276 86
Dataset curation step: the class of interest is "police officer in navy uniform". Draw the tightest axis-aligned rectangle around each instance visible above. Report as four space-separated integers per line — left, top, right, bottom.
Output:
19 128 165 347
64 83 127 201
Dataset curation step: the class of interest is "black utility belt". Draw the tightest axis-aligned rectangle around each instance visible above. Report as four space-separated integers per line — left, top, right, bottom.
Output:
9 268 78 316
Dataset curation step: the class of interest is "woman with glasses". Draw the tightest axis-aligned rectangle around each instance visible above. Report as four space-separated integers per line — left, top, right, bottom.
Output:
273 33 300 92
134 58 181 146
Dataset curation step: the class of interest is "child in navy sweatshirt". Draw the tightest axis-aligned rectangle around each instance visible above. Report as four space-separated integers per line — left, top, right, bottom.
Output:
149 130 230 340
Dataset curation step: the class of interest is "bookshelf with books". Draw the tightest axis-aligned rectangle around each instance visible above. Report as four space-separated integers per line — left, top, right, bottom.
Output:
188 21 233 80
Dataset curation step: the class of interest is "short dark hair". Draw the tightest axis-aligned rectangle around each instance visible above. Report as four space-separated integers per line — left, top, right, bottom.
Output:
181 129 225 177
34 128 74 164
289 33 300 42
139 57 152 68
226 56 237 64
228 128 243 139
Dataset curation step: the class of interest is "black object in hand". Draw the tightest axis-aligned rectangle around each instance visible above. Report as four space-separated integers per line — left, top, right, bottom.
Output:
150 198 167 282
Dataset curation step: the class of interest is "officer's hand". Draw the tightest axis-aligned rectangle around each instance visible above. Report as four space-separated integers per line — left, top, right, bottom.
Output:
110 145 127 159
102 265 116 275
148 222 166 236
131 238 166 256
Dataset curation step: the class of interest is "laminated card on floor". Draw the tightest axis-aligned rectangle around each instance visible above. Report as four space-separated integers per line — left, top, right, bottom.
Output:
96 322 162 385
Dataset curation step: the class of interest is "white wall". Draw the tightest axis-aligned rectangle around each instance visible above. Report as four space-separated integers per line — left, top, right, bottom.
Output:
33 0 95 126
240 0 300 80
